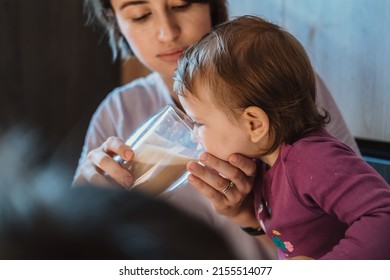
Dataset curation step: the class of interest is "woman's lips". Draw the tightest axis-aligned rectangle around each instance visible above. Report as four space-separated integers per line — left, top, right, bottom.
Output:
157 48 185 62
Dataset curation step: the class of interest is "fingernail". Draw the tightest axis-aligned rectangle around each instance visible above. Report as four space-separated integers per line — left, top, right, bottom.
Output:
187 161 197 172
199 152 208 162
187 174 195 182
124 150 133 160
230 154 238 163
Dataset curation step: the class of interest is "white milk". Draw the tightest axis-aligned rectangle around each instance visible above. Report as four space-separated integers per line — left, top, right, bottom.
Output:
127 141 194 195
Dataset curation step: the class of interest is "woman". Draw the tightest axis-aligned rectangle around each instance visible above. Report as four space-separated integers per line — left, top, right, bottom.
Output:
74 0 359 259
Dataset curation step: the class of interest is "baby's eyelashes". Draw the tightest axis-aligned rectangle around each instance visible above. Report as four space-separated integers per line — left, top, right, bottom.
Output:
192 121 203 128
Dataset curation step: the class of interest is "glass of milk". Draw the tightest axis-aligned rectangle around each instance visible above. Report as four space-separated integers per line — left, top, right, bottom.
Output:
116 105 203 195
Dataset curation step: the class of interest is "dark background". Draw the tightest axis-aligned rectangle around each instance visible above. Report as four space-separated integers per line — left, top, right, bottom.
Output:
0 0 120 179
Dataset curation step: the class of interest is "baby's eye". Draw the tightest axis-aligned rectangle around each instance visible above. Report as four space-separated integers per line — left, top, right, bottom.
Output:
193 121 203 128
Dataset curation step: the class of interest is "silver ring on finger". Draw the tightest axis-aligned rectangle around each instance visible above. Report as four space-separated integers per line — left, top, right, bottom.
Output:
220 180 235 194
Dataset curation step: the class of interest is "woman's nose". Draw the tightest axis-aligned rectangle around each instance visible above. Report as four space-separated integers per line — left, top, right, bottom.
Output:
157 15 180 42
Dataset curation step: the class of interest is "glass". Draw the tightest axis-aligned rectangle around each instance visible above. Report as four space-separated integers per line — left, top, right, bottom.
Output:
115 105 203 195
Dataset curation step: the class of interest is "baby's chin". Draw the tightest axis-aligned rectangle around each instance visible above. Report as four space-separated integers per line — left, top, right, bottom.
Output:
206 150 231 163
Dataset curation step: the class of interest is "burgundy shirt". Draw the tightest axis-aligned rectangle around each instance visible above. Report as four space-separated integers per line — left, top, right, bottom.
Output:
254 130 390 259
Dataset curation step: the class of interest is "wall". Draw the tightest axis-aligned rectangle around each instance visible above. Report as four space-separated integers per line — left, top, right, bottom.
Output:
229 0 390 143
0 0 120 176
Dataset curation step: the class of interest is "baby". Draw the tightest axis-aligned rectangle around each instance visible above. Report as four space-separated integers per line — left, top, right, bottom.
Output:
173 15 390 259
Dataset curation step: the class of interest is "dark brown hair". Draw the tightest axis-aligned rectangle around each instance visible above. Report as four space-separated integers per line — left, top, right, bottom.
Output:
174 15 329 155
84 0 228 60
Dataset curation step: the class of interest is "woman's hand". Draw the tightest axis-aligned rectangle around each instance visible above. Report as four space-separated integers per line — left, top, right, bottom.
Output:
186 152 259 227
73 137 135 188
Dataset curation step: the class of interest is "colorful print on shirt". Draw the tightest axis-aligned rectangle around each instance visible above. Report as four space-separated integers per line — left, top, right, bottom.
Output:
272 230 294 258
257 202 295 258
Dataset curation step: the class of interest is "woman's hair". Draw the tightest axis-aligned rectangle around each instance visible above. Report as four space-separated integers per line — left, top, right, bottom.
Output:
84 0 228 60
174 15 329 155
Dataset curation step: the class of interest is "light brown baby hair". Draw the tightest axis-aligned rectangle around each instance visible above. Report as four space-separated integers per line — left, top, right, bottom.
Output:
174 15 329 155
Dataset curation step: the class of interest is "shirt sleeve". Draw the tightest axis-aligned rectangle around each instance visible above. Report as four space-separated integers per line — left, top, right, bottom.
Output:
72 89 126 184
288 139 390 259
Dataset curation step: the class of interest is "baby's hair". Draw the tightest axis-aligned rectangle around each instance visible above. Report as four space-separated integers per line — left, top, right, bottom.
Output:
174 15 329 155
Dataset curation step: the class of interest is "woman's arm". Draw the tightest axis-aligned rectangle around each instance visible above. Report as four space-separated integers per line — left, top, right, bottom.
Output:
315 73 361 156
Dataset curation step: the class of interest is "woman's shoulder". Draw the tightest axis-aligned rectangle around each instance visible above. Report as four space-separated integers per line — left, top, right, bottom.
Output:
119 72 163 91
108 72 166 101
96 72 171 113
87 72 172 140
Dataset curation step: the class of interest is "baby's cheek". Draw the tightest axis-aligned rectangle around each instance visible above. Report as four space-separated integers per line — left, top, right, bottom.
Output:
201 138 212 153
199 130 226 158
201 137 216 154
203 142 230 162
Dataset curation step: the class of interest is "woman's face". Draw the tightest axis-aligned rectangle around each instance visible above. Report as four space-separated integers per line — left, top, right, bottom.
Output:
111 0 212 80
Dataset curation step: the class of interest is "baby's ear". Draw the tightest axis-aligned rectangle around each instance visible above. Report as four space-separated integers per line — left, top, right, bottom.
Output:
242 106 269 143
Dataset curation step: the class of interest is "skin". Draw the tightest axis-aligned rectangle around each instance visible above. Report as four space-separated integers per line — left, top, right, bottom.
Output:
111 0 212 94
179 83 313 260
178 86 279 228
74 0 258 210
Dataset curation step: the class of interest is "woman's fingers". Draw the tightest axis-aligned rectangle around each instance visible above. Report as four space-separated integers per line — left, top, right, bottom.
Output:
229 153 257 177
89 148 134 187
73 161 113 187
187 171 237 212
187 172 222 200
102 136 134 160
85 167 115 187
187 159 228 193
186 156 250 216
196 152 254 194
74 137 135 188
185 152 258 221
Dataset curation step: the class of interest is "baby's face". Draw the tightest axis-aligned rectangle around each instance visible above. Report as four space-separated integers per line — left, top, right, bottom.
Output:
178 89 252 162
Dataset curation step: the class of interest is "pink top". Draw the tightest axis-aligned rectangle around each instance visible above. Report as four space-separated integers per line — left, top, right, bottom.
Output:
254 130 390 259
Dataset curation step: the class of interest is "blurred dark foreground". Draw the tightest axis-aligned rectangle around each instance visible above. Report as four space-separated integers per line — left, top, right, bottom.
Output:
0 127 236 260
